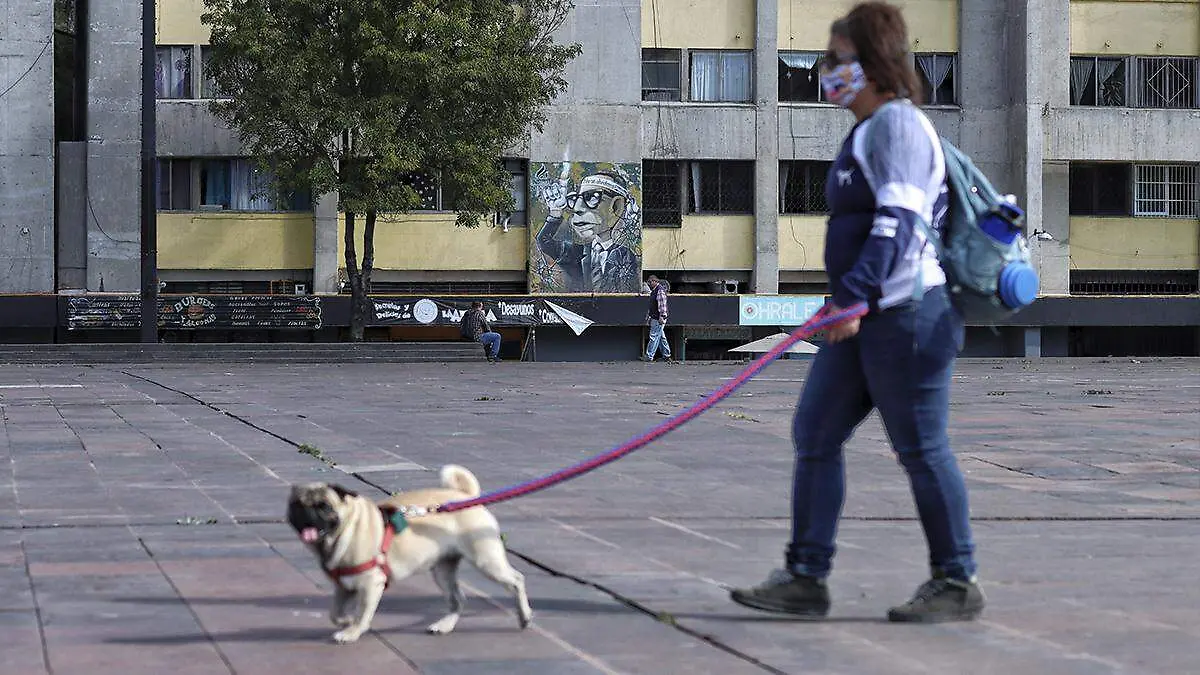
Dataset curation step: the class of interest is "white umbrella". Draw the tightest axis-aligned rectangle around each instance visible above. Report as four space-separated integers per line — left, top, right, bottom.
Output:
729 333 820 354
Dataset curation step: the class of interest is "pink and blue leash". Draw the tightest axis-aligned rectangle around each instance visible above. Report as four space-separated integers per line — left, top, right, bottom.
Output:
432 301 869 514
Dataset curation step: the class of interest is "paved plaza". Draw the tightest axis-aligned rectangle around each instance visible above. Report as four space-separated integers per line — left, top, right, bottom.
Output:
1 357 1197 674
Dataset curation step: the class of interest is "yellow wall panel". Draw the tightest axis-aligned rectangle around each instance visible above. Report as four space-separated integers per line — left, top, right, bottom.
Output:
780 0 959 52
778 215 827 270
157 0 211 45
337 213 527 271
642 0 756 49
158 212 315 269
1070 1 1200 56
643 215 755 270
1069 216 1200 270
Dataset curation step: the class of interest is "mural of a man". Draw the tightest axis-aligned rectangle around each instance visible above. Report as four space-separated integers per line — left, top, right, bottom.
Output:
535 171 640 293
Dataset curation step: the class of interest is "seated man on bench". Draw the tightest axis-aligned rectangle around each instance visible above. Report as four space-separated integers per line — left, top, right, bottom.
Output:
460 301 501 363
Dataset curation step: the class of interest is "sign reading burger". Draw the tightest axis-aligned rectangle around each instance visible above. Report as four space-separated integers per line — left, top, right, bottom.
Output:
169 295 218 328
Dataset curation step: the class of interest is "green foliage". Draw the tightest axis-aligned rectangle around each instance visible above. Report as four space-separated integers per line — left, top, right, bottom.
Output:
201 0 580 227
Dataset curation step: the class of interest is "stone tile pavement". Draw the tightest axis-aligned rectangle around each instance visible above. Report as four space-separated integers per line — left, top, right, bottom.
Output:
1 358 1197 674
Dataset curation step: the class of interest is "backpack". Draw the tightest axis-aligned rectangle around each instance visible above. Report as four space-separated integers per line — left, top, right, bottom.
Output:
459 311 474 340
914 138 1040 324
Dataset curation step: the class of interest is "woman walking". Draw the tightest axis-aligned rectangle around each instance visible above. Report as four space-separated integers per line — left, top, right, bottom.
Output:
729 2 984 623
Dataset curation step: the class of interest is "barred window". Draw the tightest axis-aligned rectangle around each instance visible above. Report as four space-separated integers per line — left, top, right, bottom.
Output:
642 48 681 102
915 53 956 105
779 52 823 103
1069 163 1131 215
1130 57 1197 109
687 161 753 214
780 161 831 214
1134 164 1198 218
1071 55 1198 109
643 160 683 227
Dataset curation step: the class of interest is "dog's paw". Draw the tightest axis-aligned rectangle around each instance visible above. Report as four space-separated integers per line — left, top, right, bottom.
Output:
427 615 459 635
331 628 362 644
518 612 533 630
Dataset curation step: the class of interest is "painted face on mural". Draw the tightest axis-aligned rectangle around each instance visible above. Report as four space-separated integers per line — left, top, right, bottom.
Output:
567 173 629 244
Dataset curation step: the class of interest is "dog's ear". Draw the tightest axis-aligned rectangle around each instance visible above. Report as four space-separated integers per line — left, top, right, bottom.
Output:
329 484 359 500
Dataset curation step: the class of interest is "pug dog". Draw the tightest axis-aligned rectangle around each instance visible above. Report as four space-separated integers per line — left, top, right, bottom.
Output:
287 465 532 644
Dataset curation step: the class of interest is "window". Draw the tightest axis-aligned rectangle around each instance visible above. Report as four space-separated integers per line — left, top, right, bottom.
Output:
1134 164 1198 218
690 50 753 102
200 46 218 99
642 48 681 101
1071 55 1199 108
1070 56 1127 106
779 52 823 103
198 159 311 211
643 160 683 227
1130 57 1197 109
780 161 831 214
688 161 754 213
915 53 956 105
501 159 528 226
156 159 193 210
1069 163 1131 215
155 46 193 99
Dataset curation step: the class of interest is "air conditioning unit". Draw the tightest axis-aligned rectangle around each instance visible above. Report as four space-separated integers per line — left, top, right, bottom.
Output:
710 280 739 294
294 283 307 295
495 211 512 232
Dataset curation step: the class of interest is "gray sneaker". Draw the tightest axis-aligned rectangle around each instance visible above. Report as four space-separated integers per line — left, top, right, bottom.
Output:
729 569 830 617
887 577 985 623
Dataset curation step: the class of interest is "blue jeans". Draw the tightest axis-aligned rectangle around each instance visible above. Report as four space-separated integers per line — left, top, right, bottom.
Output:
787 286 977 581
645 319 672 360
478 331 501 359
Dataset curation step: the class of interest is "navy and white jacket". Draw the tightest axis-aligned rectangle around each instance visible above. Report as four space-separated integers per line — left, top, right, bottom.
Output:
825 99 949 312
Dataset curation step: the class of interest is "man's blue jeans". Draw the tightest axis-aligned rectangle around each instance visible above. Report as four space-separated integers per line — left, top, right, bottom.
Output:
646 319 671 360
787 286 977 581
478 331 501 359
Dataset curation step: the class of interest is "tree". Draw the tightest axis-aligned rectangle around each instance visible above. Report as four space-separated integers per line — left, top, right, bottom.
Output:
202 0 580 340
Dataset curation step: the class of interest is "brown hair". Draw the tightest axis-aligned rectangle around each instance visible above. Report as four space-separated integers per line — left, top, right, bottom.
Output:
832 3 923 104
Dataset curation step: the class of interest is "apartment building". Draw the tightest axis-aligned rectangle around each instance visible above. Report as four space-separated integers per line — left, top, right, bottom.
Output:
1 0 1197 358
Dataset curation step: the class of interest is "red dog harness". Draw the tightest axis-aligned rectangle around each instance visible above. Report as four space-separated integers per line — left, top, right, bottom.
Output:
322 507 407 589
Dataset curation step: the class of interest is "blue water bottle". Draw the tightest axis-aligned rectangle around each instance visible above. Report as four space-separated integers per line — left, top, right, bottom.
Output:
979 198 1023 245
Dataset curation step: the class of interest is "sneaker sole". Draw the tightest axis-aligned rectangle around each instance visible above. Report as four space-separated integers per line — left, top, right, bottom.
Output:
729 591 829 618
886 607 983 623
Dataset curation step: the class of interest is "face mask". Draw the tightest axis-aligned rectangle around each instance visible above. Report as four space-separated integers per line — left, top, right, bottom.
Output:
819 60 868 107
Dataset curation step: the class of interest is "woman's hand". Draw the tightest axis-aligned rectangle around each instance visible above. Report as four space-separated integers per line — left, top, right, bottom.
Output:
825 304 861 343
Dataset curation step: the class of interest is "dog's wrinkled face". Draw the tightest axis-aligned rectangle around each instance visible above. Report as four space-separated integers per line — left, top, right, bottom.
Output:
287 483 358 544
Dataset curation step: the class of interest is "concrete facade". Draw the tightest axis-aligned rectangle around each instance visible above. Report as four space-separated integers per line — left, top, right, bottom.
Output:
0 0 56 292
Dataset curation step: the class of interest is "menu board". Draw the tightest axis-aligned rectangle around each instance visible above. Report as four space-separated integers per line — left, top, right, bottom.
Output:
66 295 323 330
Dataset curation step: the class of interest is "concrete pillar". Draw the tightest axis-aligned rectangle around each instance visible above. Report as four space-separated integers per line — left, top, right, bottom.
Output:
752 0 780 295
1023 327 1042 357
85 0 144 291
313 192 340 294
0 0 56 292
959 0 1017 192
1008 0 1071 296
56 142 89 290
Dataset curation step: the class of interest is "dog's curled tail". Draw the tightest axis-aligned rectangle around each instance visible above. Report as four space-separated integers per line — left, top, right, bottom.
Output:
440 465 481 498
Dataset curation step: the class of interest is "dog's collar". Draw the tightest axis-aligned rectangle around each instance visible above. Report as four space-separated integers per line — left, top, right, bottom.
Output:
323 507 408 589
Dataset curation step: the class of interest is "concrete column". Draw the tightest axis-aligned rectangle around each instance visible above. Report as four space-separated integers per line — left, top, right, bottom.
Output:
751 0 780 295
959 0 1017 192
85 0 144 291
1008 0 1071 296
1024 327 1042 357
313 192 340 294
0 0 56 292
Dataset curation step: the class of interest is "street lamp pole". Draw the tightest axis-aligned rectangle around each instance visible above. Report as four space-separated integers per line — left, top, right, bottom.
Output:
139 0 158 342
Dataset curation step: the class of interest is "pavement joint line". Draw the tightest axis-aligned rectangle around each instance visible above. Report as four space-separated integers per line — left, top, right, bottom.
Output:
135 535 237 674
649 516 742 549
19 539 53 675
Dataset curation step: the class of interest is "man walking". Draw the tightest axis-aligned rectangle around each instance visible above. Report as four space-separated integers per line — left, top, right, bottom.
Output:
461 301 502 362
643 275 673 362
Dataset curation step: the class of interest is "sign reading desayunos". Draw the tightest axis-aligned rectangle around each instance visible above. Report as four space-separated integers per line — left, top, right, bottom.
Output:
371 298 594 336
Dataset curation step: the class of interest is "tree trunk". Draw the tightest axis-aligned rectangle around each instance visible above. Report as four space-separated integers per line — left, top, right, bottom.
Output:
345 210 366 341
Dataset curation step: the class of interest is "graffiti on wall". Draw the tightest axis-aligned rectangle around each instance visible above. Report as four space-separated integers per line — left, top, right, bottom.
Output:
528 162 642 294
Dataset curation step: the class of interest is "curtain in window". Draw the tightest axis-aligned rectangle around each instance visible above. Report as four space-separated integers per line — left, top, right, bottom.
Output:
1070 58 1095 105
779 162 791 212
778 52 819 71
202 160 230 208
229 160 278 211
720 51 753 102
155 47 192 99
689 162 703 211
916 55 952 101
690 52 719 101
1095 59 1122 104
